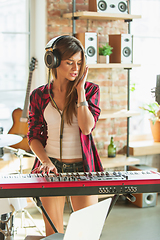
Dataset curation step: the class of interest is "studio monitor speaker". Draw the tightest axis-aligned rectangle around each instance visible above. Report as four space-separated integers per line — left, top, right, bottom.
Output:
131 192 157 208
75 32 98 64
128 164 158 208
109 34 133 63
89 0 128 14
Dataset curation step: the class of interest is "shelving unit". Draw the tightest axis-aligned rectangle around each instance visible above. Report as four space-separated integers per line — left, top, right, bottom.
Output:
63 2 141 167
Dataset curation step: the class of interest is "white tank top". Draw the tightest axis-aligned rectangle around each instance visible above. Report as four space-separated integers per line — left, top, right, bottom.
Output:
44 102 82 159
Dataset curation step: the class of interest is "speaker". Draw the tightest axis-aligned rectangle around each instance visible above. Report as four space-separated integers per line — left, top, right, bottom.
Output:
131 192 157 208
44 35 69 69
75 32 98 64
128 164 158 208
109 34 133 63
89 0 128 14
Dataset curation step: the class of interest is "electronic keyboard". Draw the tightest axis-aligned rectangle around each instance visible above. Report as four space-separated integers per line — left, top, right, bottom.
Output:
0 171 160 198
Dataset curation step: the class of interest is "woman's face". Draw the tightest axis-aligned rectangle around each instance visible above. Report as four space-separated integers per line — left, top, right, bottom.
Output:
57 51 82 81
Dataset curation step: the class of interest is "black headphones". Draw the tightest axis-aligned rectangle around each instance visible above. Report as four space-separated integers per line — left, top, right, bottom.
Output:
44 35 69 69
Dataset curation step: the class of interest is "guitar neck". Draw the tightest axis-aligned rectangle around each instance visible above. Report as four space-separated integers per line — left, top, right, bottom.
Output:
21 71 33 119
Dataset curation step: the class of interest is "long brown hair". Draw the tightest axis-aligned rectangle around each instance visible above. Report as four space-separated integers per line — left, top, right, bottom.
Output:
51 35 86 124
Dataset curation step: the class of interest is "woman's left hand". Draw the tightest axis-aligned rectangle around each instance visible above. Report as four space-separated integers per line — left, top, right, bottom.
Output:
76 66 88 91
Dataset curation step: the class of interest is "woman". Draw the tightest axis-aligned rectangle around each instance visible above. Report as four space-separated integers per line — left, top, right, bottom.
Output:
27 35 103 236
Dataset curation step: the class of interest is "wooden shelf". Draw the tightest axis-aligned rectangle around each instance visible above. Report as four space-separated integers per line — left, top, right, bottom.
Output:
63 11 141 21
125 141 160 156
88 63 141 69
101 154 140 169
99 109 139 119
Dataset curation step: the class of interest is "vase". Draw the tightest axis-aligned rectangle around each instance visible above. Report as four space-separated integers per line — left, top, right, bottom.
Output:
106 55 109 63
99 55 109 63
149 119 160 142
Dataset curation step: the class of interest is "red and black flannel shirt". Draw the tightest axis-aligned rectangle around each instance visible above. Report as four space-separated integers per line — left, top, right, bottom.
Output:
27 81 104 172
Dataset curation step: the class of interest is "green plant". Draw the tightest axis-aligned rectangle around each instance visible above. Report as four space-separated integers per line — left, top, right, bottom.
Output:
139 102 160 124
130 83 136 92
99 43 113 56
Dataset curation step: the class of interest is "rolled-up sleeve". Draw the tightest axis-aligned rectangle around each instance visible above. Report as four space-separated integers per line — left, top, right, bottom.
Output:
85 82 101 130
27 89 47 146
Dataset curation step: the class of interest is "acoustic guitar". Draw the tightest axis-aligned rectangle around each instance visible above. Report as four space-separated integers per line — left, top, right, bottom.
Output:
8 57 37 152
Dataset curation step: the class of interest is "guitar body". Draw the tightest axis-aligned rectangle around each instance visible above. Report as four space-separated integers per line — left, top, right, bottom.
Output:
8 57 37 153
8 108 30 152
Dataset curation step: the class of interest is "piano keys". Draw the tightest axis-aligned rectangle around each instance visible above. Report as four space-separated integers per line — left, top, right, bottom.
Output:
0 171 160 198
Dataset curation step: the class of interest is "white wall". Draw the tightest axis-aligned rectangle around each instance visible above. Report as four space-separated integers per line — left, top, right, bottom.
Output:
30 0 47 90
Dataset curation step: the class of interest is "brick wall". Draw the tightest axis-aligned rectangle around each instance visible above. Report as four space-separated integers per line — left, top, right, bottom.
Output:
46 0 129 157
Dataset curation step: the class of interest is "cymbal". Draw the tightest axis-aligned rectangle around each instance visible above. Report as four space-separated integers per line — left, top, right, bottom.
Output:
0 134 22 148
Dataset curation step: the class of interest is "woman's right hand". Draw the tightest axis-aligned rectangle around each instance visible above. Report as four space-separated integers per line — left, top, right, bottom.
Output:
31 161 58 175
29 139 58 175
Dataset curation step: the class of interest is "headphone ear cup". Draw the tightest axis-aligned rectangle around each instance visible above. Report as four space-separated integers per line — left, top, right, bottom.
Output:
44 49 61 68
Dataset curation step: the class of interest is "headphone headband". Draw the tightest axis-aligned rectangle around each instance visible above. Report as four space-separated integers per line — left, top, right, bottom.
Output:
45 35 70 50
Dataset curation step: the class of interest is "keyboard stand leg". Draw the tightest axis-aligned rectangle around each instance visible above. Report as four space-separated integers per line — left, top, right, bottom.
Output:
33 197 58 234
106 194 119 218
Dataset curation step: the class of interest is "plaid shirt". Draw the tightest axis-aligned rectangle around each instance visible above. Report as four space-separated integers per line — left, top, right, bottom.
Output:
27 81 103 172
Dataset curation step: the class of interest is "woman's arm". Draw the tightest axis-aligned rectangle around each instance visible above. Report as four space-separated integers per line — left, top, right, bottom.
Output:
30 139 57 174
28 88 57 174
76 67 95 135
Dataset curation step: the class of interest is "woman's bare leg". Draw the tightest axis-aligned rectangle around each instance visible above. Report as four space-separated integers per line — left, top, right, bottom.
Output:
70 195 98 211
40 196 66 236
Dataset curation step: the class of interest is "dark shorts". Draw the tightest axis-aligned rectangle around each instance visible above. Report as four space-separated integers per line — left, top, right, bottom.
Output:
49 157 84 173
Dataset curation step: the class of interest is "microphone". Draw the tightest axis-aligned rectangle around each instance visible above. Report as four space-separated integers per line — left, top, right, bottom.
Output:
151 75 160 105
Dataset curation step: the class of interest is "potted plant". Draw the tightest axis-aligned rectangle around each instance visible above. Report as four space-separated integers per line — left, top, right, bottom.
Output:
99 43 113 64
139 102 160 142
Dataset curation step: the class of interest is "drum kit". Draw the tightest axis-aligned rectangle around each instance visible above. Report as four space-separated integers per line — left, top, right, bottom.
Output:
0 134 43 239
0 133 34 174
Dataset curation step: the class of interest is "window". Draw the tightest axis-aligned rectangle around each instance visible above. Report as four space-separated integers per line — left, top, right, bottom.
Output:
130 0 160 135
0 0 30 133
0 0 46 134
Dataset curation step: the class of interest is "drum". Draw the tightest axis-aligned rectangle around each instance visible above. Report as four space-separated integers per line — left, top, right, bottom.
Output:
0 213 14 240
0 198 27 240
